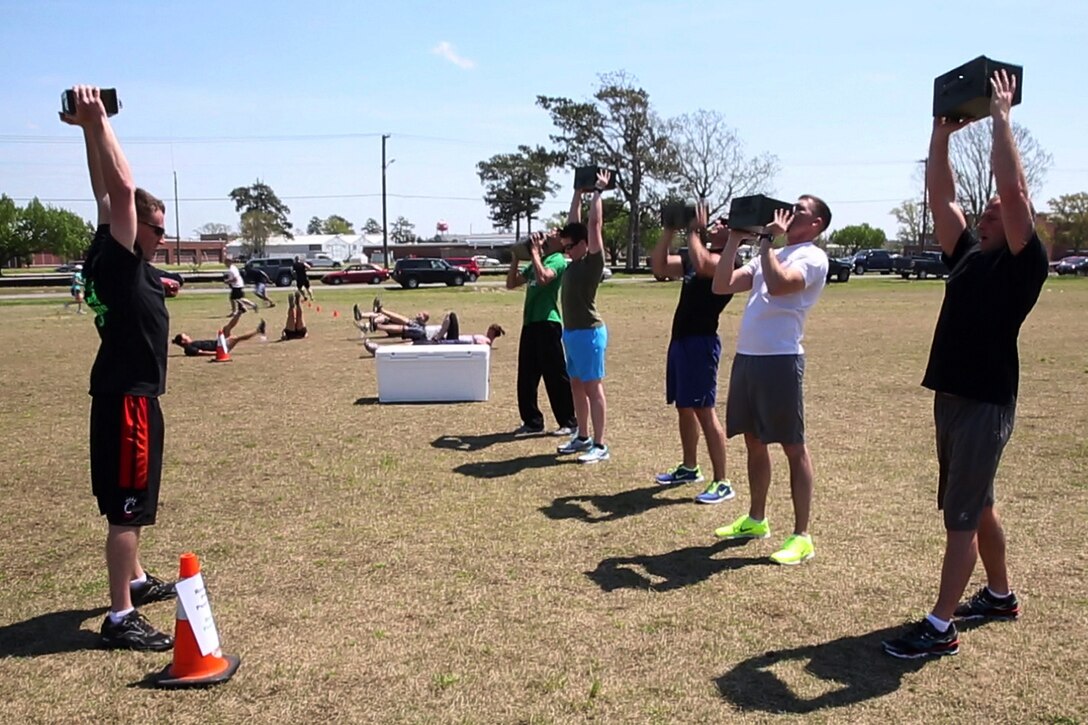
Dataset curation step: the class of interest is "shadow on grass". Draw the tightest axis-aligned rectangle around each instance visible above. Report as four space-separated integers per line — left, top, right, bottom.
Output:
715 626 933 714
432 431 519 452
453 453 573 479
540 484 690 524
0 606 108 657
586 539 768 592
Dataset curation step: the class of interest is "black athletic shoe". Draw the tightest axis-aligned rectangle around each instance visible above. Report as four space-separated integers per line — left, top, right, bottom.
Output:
353 303 363 321
882 619 959 659
100 610 174 652
258 319 267 336
130 572 177 607
954 587 1021 621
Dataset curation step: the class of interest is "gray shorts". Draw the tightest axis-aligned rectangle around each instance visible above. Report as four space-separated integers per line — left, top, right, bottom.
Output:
935 392 1015 531
725 353 805 444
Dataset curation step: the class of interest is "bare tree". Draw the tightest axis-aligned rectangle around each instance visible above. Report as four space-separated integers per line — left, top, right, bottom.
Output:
889 200 933 247
949 120 1052 224
667 110 779 217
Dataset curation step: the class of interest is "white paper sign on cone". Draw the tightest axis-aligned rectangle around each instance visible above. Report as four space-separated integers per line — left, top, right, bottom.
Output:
175 573 221 656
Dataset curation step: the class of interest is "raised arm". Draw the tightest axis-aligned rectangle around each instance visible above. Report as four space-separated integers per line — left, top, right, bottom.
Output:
528 232 557 285
568 188 583 224
927 116 971 256
758 209 807 296
69 86 136 250
712 229 754 295
989 70 1033 255
505 254 526 290
587 170 608 256
651 225 684 280
686 202 721 279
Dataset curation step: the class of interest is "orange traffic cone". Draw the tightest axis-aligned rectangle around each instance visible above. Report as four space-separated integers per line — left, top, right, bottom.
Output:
332 310 339 318
152 553 240 688
315 305 322 313
210 331 232 363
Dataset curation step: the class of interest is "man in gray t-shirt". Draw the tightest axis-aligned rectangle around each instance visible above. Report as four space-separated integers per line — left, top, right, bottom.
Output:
556 170 611 464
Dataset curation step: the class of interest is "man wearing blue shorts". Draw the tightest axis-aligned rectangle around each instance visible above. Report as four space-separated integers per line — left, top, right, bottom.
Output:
651 204 740 502
556 170 611 464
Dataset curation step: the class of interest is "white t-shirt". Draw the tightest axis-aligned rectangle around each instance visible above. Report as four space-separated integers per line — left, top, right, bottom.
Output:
225 264 244 289
735 242 828 356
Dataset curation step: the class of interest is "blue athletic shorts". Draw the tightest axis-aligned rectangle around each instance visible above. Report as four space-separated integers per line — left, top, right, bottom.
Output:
666 335 721 408
563 325 608 382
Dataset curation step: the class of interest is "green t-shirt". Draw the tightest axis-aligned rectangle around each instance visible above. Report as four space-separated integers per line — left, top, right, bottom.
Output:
522 252 567 324
561 251 605 330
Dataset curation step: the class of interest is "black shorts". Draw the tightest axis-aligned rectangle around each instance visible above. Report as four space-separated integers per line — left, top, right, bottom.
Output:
725 353 806 444
230 287 245 301
296 277 310 290
282 327 307 340
402 322 427 341
90 395 164 527
935 392 1015 531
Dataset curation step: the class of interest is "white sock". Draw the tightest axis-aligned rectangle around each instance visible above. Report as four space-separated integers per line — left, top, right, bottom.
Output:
109 607 135 624
130 573 147 588
926 613 951 632
986 586 1011 599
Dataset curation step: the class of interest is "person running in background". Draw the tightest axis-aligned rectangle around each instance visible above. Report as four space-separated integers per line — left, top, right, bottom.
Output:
224 261 258 316
293 256 313 301
251 267 275 308
65 263 86 314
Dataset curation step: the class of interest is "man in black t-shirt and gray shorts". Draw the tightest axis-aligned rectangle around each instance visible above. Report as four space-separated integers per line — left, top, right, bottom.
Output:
62 86 177 652
883 70 1050 660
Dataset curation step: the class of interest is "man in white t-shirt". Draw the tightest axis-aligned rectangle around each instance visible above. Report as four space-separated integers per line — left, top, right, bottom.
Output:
710 195 831 565
224 262 258 316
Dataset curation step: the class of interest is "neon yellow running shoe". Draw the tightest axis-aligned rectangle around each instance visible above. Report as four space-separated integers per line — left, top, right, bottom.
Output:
713 515 770 540
770 534 814 565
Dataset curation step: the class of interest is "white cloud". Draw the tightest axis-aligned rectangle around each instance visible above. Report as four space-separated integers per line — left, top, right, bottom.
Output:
431 41 476 70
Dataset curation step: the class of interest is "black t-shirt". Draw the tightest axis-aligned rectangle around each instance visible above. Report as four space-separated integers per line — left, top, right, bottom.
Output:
183 339 218 357
292 261 309 281
84 225 169 397
671 248 734 340
922 229 1049 406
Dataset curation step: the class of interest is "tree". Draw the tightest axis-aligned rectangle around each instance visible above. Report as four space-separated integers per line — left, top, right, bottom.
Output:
229 179 293 239
306 216 323 235
390 216 415 244
949 121 1052 224
1046 192 1088 251
42 206 93 261
477 145 564 239
239 209 277 257
195 222 233 238
538 71 673 270
0 194 24 271
829 223 887 255
889 200 934 247
363 217 383 235
666 110 779 217
323 214 354 235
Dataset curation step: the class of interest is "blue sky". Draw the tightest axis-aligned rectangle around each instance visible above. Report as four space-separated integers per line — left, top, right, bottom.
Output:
1 0 1085 240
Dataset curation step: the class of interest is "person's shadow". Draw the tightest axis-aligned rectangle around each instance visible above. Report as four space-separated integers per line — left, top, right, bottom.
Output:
432 431 519 452
586 539 769 592
715 626 935 714
454 453 574 479
0 606 108 657
540 485 690 524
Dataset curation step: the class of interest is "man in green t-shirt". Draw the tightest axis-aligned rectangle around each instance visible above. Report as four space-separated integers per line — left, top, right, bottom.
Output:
506 230 577 436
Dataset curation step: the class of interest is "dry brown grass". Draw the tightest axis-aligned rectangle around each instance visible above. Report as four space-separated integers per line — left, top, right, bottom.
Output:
0 278 1086 724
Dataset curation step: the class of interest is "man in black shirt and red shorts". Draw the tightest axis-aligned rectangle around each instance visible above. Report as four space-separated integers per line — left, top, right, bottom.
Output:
62 86 177 652
651 204 738 503
883 71 1049 659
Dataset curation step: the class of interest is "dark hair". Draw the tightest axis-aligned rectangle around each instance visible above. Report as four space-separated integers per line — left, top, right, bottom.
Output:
135 188 165 219
559 222 589 245
801 195 832 232
488 324 506 338
171 334 184 346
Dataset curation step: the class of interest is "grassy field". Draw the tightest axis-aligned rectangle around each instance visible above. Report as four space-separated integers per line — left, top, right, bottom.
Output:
0 277 1085 724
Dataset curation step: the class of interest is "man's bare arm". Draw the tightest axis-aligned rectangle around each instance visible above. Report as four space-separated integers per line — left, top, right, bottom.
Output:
989 70 1034 255
928 117 971 256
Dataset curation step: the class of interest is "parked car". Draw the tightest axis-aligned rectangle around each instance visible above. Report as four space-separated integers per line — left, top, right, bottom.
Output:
1055 255 1088 276
321 263 390 285
898 251 950 279
445 257 481 282
473 255 502 268
827 257 851 283
306 253 342 269
243 257 295 287
55 261 85 273
851 249 899 275
391 258 468 289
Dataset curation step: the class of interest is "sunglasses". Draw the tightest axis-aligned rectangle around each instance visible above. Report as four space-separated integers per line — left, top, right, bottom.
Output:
140 220 166 237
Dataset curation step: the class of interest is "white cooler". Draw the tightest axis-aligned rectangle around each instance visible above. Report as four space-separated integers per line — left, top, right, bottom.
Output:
375 344 490 403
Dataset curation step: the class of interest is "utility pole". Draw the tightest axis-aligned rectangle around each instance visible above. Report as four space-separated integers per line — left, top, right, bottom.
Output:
173 171 181 263
381 134 390 266
919 158 929 252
